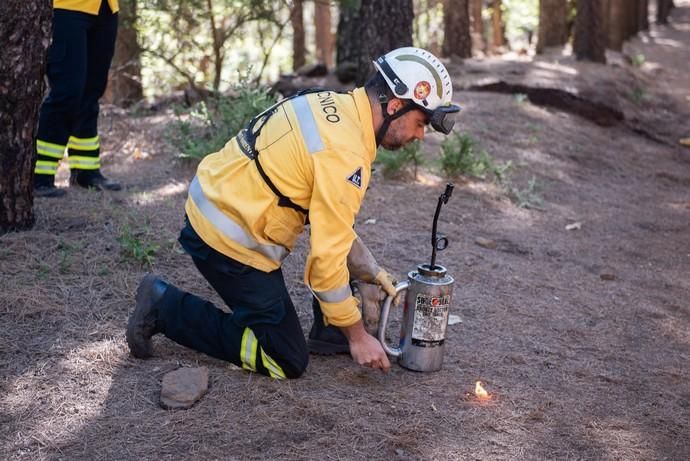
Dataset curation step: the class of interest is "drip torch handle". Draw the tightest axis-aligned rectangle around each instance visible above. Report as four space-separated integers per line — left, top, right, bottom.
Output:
430 183 454 269
378 280 409 357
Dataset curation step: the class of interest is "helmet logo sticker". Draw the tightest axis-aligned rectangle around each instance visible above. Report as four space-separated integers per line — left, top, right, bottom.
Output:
414 81 431 100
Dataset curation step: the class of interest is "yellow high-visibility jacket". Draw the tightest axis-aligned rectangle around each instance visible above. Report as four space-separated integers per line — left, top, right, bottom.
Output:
186 88 376 327
54 0 119 15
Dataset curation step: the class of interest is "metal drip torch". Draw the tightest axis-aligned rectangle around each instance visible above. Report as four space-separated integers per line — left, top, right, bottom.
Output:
378 184 456 372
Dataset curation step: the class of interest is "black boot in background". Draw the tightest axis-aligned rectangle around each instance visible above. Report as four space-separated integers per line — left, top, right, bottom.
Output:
34 175 66 198
70 169 122 191
308 297 350 355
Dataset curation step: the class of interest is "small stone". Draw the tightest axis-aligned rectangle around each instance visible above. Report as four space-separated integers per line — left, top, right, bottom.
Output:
600 271 616 281
160 366 209 410
475 237 498 249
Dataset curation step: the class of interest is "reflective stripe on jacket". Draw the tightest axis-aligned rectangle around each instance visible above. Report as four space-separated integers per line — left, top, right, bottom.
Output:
185 88 376 327
54 0 119 15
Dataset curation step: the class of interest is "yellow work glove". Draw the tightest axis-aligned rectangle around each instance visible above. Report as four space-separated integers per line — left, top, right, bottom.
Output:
374 269 398 298
353 281 387 336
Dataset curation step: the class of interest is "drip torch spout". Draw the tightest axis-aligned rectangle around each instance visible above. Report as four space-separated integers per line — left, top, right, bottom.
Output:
430 183 454 270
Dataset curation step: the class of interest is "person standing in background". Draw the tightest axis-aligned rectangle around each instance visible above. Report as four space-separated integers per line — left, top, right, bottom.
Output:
34 0 122 197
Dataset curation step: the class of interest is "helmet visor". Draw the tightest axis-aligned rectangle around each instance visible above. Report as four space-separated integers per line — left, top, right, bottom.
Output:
428 104 461 134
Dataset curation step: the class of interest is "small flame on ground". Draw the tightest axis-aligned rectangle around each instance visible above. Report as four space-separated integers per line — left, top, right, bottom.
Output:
475 380 490 400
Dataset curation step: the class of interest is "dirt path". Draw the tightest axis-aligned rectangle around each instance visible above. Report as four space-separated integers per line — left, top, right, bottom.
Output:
1 5 689 461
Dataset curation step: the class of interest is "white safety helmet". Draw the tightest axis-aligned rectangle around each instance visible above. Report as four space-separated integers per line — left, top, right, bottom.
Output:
373 47 460 135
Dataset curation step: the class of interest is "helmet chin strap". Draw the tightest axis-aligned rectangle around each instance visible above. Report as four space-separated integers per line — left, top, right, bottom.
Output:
376 95 416 146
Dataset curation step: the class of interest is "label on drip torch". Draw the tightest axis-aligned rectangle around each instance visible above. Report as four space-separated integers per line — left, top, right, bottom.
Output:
411 293 450 347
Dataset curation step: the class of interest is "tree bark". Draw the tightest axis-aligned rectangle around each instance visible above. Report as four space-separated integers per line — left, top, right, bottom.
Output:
315 1 334 68
442 0 472 59
291 0 306 71
574 0 607 63
336 0 414 85
110 0 143 107
0 0 52 232
657 0 672 24
607 0 626 51
490 0 506 51
638 0 649 31
470 0 485 54
536 0 569 54
626 0 640 39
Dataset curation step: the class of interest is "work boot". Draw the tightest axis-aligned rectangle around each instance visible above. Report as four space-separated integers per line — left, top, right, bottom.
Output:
34 175 66 198
307 298 350 355
70 169 122 191
126 274 168 358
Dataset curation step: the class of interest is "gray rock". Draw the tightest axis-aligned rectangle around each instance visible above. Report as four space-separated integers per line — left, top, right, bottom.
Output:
160 366 209 410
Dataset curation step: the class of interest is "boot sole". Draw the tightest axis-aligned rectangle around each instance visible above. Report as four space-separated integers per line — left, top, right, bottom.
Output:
126 274 162 358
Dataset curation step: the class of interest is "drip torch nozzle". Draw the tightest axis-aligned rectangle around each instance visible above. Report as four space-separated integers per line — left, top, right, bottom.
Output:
430 183 454 270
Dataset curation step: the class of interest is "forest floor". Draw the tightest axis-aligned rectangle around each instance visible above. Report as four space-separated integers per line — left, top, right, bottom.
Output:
2 4 689 461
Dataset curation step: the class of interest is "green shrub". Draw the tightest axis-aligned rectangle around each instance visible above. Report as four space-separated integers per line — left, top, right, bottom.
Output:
440 133 498 179
376 140 424 179
117 224 160 268
506 175 544 209
172 82 277 160
631 53 646 67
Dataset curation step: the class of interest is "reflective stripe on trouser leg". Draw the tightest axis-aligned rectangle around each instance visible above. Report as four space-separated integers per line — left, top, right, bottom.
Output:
68 135 100 170
37 140 67 159
68 135 100 151
240 328 259 372
35 139 66 175
68 155 101 170
260 348 287 379
35 160 59 175
240 327 287 379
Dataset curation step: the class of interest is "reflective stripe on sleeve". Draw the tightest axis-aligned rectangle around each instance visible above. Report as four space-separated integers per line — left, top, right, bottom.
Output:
36 140 66 159
240 328 258 372
68 135 100 151
188 176 289 263
68 156 100 170
35 160 59 175
313 283 352 304
291 96 324 154
260 348 286 379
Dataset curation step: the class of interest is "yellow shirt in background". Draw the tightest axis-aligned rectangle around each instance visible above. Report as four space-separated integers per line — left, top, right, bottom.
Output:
54 0 119 15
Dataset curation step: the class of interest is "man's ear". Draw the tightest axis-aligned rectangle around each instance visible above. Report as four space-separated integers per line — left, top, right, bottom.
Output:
387 97 404 116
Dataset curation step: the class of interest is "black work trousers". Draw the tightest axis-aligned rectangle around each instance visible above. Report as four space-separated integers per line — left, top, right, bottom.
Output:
156 244 309 379
35 3 118 175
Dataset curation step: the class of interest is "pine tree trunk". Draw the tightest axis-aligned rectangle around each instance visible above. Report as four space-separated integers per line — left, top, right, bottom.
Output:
292 0 306 71
638 0 649 31
491 0 506 50
315 1 334 68
470 0 485 54
442 0 472 59
607 0 626 51
110 0 143 107
574 0 607 63
537 0 568 53
336 0 414 85
0 0 52 232
657 0 672 24
626 0 639 39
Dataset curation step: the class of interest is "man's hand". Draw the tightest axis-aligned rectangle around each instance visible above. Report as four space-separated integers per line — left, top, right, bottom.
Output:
341 320 390 372
374 269 397 298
